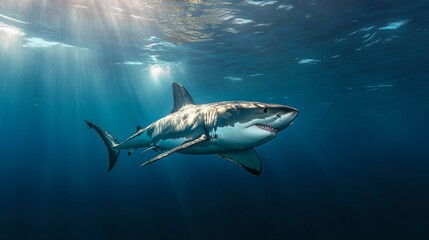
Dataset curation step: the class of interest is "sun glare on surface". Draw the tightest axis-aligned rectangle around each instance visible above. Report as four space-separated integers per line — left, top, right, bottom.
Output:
149 64 171 82
0 23 25 49
150 65 163 77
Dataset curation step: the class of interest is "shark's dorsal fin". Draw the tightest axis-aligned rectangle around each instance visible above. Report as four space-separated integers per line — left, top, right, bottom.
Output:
218 149 262 176
171 82 195 113
136 126 143 132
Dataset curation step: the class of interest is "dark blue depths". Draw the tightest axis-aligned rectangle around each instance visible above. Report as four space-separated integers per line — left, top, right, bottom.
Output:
0 0 429 239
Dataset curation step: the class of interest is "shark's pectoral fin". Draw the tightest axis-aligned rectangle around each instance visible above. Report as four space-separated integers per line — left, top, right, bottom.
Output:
140 134 208 167
218 149 262 176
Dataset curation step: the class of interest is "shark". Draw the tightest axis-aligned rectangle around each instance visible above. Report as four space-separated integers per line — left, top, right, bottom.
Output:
85 83 298 175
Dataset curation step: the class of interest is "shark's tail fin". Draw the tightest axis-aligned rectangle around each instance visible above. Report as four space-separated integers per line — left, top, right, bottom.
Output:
85 121 121 171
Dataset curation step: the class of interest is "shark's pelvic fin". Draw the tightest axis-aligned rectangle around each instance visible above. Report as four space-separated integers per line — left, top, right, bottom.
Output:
140 134 208 167
171 82 195 113
85 121 121 171
218 149 262 176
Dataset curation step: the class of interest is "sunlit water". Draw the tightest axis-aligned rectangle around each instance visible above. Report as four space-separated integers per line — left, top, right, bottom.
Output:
0 0 428 239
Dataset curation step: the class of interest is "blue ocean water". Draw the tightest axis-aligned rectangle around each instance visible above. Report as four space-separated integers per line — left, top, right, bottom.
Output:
1 0 429 239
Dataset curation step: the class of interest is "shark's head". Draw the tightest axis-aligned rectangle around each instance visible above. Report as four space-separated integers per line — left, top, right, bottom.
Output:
214 102 299 149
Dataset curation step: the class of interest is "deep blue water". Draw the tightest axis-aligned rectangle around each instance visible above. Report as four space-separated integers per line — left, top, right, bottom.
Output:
1 0 429 239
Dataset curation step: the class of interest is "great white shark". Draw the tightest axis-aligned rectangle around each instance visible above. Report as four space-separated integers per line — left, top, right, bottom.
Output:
86 83 298 175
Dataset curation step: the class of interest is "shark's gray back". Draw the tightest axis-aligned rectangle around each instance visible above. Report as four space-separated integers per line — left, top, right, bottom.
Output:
146 103 213 142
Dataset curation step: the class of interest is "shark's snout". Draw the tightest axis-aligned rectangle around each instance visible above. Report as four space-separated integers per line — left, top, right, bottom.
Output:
283 108 298 120
273 107 298 130
276 105 298 119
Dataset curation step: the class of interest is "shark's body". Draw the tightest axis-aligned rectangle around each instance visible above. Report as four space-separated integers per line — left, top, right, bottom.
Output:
86 83 298 175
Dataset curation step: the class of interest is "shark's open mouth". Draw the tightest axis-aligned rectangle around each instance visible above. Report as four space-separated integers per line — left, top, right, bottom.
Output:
255 124 279 133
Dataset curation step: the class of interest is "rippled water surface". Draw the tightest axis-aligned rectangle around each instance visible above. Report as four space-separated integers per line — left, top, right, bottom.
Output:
1 0 428 239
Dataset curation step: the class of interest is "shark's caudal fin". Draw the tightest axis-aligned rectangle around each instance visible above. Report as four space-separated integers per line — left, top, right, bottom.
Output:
85 121 121 171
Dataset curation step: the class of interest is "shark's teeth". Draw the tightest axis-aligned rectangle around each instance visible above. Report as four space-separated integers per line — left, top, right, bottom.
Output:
255 124 279 133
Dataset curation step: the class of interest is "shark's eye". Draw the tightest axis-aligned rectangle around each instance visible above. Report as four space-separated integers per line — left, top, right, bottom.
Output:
263 108 268 113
